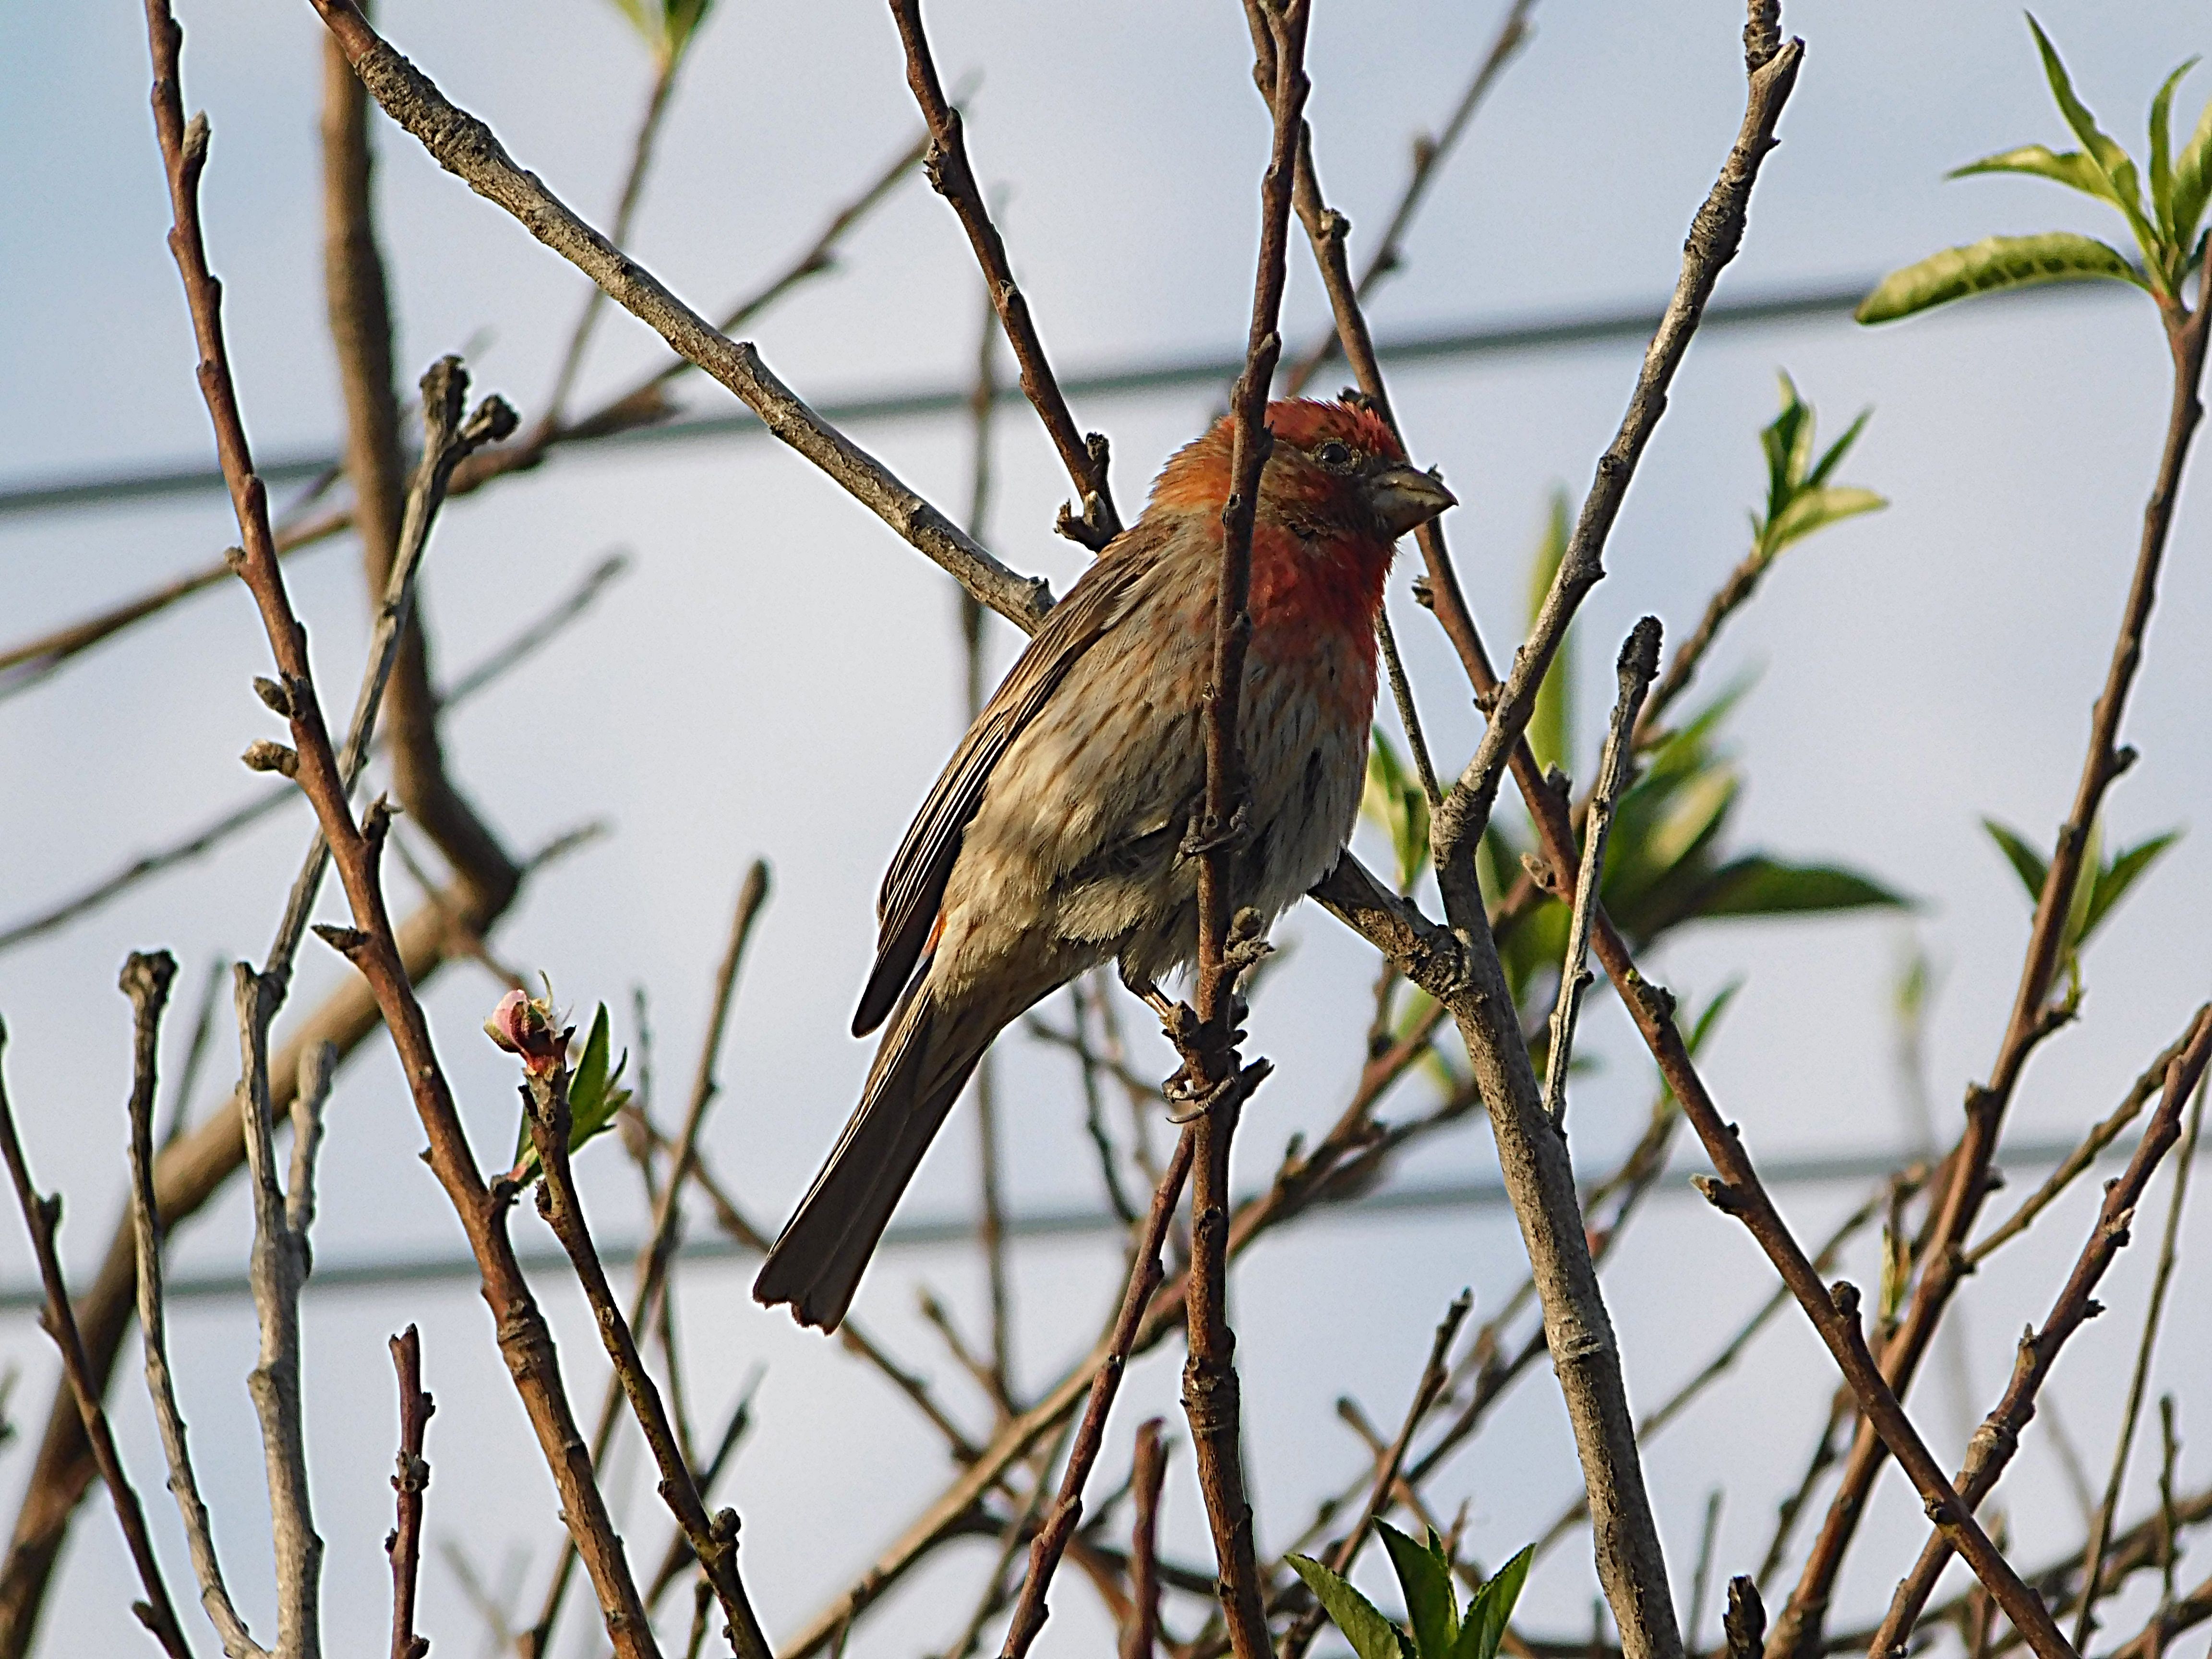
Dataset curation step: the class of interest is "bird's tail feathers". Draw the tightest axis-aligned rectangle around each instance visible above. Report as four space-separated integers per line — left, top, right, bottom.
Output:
753 980 997 1331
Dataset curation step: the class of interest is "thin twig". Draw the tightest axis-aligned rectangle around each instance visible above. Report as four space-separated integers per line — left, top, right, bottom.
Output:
521 1054 773 1659
307 0 1051 629
233 962 333 1659
1281 0 1537 395
1869 1006 2212 1653
1686 1492 1725 1651
386 1326 433 1659
121 961 268 1659
2074 1071 2205 1647
1968 1026 2193 1264
160 955 229 1149
0 986 194 1659
644 1369 766 1612
141 2 662 1641
544 52 682 429
996 1131 1196 1659
1121 1421 1168 1659
1779 204 2212 1659
890 0 1120 547
938 1430 1068 1659
1282 1291 1471 1659
528 866 770 1655
1541 619 1659 1127
1376 608 1442 808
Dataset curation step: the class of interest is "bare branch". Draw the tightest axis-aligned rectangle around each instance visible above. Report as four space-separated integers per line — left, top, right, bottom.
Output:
304 0 1049 629
1120 1421 1168 1659
530 866 771 1655
233 963 331 1659
385 1327 433 1659
1541 619 1659 1127
121 959 269 1659
0 982 193 1659
998 1133 1196 1658
1282 1291 1471 1659
2074 1071 2207 1647
891 0 1120 548
138 2 662 1642
1778 177 2212 1659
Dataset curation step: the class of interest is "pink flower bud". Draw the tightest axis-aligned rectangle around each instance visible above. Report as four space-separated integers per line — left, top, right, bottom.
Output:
484 988 563 1077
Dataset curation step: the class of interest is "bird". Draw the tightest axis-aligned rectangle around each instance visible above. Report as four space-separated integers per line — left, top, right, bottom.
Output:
754 397 1455 1331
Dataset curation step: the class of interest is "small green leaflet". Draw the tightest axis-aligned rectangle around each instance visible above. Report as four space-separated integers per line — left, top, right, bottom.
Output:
1289 1527 1530 1659
513 1002 633 1179
1981 817 2181 953
1857 232 2146 325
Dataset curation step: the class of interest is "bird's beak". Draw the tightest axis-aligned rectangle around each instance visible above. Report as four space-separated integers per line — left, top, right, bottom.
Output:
1367 465 1457 539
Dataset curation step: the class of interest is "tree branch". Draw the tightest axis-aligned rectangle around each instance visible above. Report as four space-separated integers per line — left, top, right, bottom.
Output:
385 1326 433 1659
304 0 1050 629
891 0 1120 548
1869 1007 2212 1653
997 1133 1195 1658
0 984 193 1659
1774 174 2212 1659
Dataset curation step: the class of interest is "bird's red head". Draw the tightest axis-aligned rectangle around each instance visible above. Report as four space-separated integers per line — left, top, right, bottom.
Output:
1148 397 1455 549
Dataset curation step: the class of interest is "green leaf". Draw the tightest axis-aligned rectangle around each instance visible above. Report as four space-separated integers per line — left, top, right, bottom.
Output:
2025 14 2157 260
512 1004 632 1176
1364 731 1432 892
1686 980 1743 1052
2171 84 2212 251
2083 829 2182 942
1856 232 2148 324
1454 1547 1534 1659
1760 373 1814 527
1287 1556 1412 1659
1379 1522 1458 1658
1983 817 2050 901
2150 60 2200 237
1806 406 1873 489
1765 485 1888 555
1695 858 1911 919
1526 489 1574 777
1948 144 2119 203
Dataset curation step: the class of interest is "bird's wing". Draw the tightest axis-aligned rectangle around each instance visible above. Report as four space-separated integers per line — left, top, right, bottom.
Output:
854 521 1174 1036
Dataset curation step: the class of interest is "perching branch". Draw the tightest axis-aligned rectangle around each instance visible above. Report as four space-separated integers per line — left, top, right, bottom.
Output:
0 988 193 1659
891 0 1120 549
1172 6 1311 1653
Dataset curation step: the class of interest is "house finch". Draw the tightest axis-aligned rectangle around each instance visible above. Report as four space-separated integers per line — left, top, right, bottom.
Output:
755 397 1455 1330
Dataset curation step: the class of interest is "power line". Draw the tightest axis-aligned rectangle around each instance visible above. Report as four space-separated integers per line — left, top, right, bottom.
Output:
0 1129 2162 1313
0 280 1910 521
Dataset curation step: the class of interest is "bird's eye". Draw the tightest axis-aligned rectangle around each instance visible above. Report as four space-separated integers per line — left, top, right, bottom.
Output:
1314 440 1355 470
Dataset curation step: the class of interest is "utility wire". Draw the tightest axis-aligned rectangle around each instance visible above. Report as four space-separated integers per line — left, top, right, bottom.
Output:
0 1129 2177 1312
2 277 2113 523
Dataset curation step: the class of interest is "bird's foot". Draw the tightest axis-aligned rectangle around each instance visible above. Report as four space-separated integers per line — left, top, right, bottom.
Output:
1178 802 1250 861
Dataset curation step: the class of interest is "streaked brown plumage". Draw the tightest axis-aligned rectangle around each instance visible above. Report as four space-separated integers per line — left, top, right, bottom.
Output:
755 398 1455 1330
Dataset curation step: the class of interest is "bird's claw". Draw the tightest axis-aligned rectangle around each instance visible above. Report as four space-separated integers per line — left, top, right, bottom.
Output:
1179 803 1250 861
